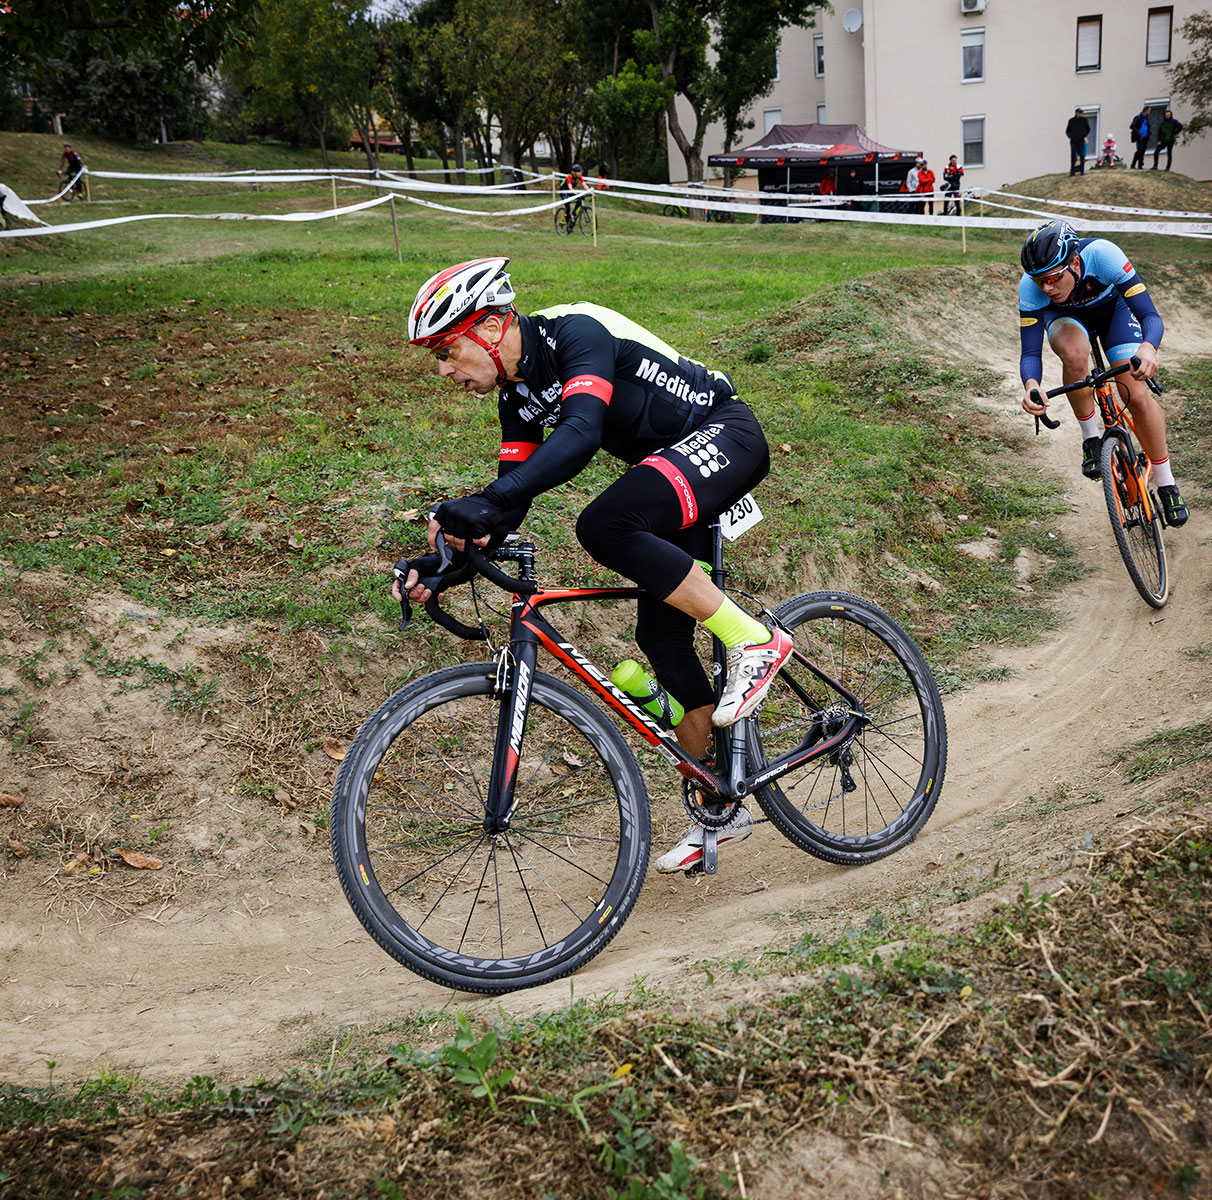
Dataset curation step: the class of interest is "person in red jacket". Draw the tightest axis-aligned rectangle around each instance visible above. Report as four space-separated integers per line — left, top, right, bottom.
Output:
916 159 936 215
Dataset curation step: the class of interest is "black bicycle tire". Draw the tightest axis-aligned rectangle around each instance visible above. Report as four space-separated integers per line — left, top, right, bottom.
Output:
1100 437 1168 608
578 205 594 236
745 591 947 865
332 664 650 993
554 208 571 236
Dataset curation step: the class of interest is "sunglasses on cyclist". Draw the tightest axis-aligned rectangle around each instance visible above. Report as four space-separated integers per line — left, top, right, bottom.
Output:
1034 267 1069 286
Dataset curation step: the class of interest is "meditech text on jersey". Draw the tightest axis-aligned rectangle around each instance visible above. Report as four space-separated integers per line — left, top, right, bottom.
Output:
636 358 713 406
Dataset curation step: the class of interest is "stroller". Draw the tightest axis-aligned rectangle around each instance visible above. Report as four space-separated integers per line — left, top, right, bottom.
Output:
1094 135 1123 169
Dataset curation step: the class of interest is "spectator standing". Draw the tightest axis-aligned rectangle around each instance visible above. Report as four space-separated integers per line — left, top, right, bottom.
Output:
916 159 936 215
941 155 964 214
1065 108 1090 176
845 168 862 209
1152 110 1183 171
1129 106 1151 169
819 172 837 200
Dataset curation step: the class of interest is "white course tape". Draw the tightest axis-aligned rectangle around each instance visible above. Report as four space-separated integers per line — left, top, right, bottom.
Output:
7 166 1211 239
26 169 85 205
989 188 1212 220
0 183 47 225
0 192 394 238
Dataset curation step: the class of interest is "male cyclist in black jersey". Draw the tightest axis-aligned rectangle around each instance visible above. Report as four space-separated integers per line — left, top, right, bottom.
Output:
397 257 794 872
1018 220 1188 527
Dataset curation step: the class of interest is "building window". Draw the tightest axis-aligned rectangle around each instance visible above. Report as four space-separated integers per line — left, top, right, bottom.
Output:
816 102 828 123
962 115 985 168
1146 7 1173 65
763 108 782 134
1079 105 1100 154
961 28 985 82
1076 16 1102 72
813 34 824 77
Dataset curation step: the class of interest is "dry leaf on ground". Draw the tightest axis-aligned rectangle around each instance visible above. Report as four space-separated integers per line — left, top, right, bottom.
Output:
63 851 92 875
7 835 30 858
113 848 164 871
0 792 24 808
323 739 347 761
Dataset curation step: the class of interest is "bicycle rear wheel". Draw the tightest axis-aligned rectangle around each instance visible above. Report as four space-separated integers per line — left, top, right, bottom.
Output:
1100 436 1168 607
554 208 572 235
744 591 946 865
332 664 650 993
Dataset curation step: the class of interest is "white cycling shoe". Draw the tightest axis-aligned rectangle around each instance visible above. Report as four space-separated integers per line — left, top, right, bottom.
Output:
655 807 754 873
711 626 794 727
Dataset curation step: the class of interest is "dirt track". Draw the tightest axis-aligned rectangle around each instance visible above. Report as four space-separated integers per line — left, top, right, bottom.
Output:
2 305 1210 1090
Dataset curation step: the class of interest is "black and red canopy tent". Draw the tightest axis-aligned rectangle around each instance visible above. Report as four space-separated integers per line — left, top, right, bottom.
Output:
707 122 921 201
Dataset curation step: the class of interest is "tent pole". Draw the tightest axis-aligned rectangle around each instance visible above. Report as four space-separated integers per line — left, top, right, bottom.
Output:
874 163 879 212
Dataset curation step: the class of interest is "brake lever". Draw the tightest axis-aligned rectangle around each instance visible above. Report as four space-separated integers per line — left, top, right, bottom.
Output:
1030 388 1060 433
392 558 413 631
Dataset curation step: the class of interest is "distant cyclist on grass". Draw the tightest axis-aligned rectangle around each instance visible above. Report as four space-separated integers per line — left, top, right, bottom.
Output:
396 257 794 872
1018 220 1188 527
561 162 590 224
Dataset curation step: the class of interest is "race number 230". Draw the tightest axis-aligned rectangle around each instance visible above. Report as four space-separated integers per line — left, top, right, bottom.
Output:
719 493 763 541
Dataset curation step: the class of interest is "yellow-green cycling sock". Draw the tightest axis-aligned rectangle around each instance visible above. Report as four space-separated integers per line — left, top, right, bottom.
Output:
703 597 769 649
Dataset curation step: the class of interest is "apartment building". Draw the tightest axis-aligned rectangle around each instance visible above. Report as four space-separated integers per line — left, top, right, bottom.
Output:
672 1 1211 185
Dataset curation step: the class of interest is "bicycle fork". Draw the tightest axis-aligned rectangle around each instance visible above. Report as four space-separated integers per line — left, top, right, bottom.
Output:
484 625 541 834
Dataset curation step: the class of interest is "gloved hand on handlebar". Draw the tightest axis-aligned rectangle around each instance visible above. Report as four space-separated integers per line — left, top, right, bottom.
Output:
433 493 507 546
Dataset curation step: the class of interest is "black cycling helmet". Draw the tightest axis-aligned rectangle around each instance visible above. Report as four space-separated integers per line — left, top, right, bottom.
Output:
571 163 582 173
1021 220 1079 276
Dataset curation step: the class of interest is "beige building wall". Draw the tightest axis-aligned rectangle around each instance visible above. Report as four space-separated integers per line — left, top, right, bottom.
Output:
670 0 1212 186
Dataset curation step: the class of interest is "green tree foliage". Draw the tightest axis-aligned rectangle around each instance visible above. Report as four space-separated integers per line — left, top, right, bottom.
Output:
649 0 825 183
224 0 375 167
589 60 672 179
34 33 208 146
1 0 257 75
1169 10 1212 140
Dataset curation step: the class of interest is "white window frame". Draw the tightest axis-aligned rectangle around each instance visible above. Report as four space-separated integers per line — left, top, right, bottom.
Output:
813 34 824 77
816 102 827 123
1146 7 1173 65
1076 15 1102 73
1079 104 1100 154
961 27 985 83
961 114 985 169
763 107 782 134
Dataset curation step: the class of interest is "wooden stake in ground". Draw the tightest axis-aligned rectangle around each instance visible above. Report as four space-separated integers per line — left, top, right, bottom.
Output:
389 195 402 264
591 191 597 247
961 196 967 255
331 174 338 220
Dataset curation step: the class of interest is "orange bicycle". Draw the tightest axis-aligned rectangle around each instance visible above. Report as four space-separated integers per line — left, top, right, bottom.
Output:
1032 343 1169 608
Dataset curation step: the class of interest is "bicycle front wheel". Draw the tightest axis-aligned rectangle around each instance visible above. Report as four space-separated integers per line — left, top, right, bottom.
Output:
745 591 947 865
1101 437 1168 607
554 208 572 235
332 664 650 993
578 206 594 236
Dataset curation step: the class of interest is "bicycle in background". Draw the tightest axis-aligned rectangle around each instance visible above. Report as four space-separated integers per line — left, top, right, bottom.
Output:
1031 342 1170 607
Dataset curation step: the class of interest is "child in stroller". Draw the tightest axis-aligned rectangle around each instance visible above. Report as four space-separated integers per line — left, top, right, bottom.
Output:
1096 133 1120 168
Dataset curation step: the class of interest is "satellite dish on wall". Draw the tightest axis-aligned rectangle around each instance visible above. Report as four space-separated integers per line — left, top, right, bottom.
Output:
842 8 863 33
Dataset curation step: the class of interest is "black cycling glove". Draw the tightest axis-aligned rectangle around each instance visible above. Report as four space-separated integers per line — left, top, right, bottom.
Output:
433 494 507 543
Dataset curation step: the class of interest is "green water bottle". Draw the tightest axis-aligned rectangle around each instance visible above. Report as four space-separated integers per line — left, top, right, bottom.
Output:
610 659 684 729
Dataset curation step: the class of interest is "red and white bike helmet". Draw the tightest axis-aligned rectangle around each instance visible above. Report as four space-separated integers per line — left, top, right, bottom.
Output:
409 257 518 384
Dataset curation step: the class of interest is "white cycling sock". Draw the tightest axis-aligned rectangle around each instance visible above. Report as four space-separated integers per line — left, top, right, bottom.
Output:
1151 456 1176 488
1076 411 1101 439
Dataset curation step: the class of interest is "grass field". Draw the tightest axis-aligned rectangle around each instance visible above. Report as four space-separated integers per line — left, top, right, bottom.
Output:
2 135 1211 1200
